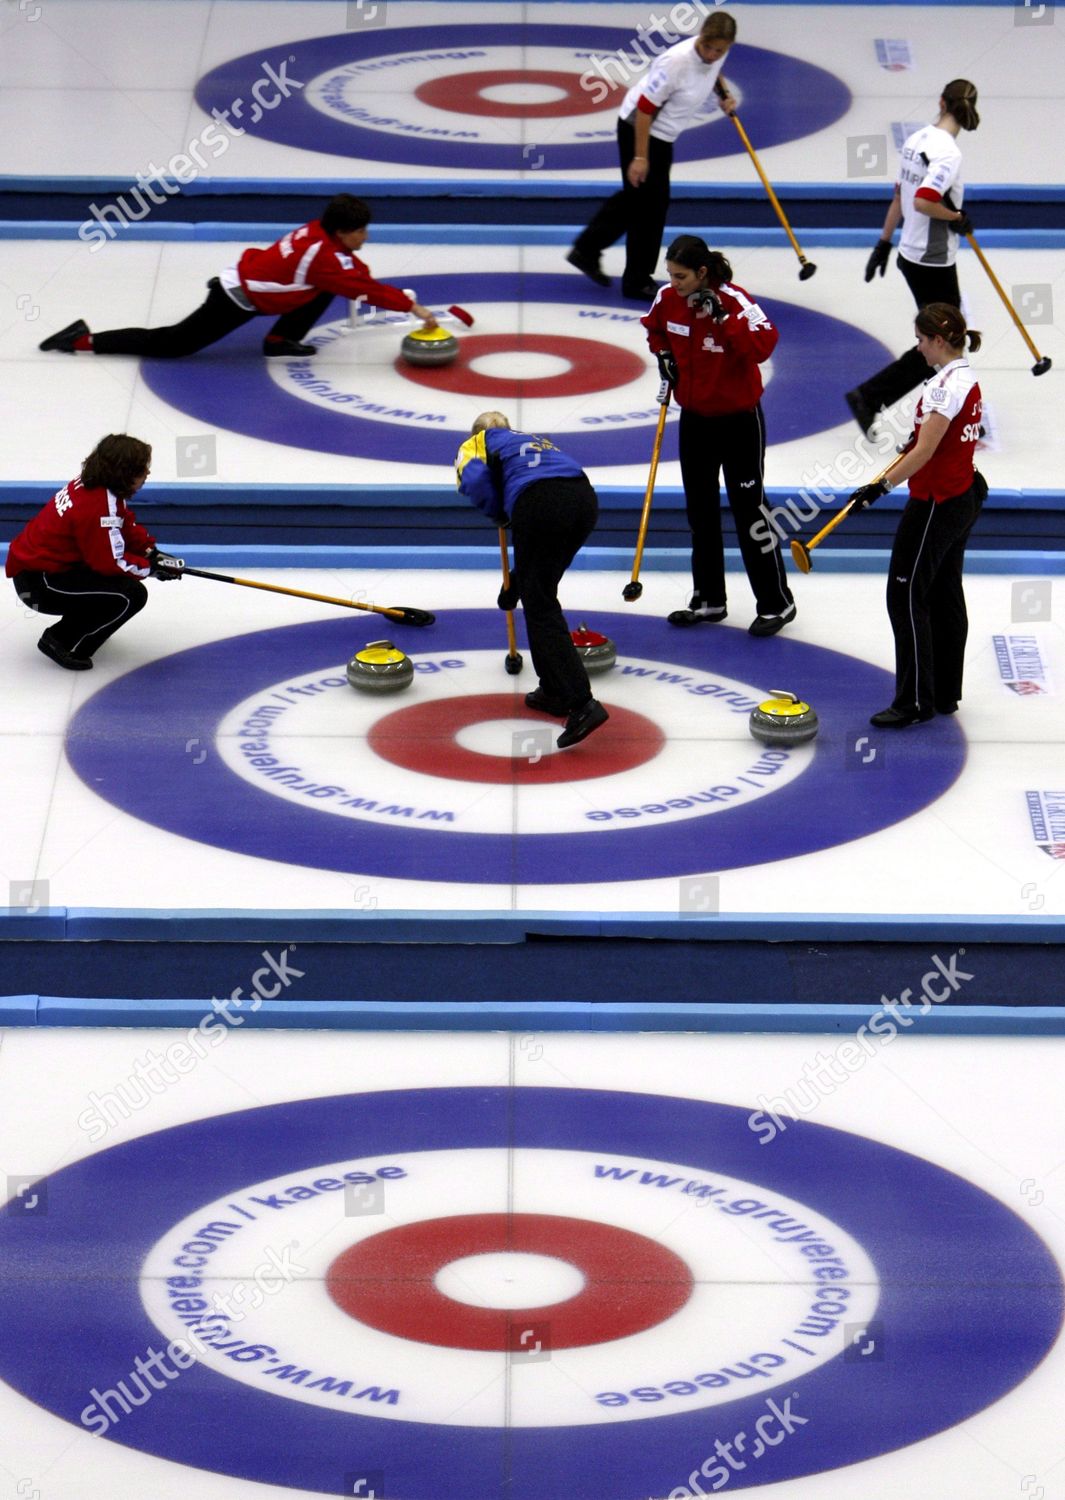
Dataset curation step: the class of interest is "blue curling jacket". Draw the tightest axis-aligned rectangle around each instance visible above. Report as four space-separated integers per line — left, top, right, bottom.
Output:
455 427 584 525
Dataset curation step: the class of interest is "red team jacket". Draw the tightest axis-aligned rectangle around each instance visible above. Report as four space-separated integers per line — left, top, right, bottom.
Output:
903 359 983 503
236 221 415 316
641 283 778 416
5 477 156 579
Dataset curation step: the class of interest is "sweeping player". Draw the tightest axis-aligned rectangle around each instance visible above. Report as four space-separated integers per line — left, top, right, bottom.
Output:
37 194 439 359
6 434 182 670
642 235 795 635
847 304 986 728
455 414 608 749
846 80 980 435
567 10 737 301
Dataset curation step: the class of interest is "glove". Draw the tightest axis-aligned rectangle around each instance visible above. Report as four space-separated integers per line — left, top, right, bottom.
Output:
497 577 520 611
848 479 891 512
952 212 974 238
149 547 184 580
690 287 724 321
655 350 678 388
864 239 892 282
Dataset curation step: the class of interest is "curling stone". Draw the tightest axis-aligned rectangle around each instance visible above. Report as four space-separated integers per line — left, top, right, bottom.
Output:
571 622 617 675
347 641 414 694
400 326 460 367
749 689 819 747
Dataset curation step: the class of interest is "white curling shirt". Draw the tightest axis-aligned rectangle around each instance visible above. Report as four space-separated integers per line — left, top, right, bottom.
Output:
619 37 727 143
897 124 965 268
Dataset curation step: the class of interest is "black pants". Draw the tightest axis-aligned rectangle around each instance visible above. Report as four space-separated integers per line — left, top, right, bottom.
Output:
885 474 985 714
13 567 148 657
861 257 962 412
510 475 599 710
678 405 793 617
574 118 674 291
91 281 335 358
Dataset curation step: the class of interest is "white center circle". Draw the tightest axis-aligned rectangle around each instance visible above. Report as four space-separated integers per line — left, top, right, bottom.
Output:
468 351 572 380
479 83 568 105
454 718 558 758
435 1251 585 1308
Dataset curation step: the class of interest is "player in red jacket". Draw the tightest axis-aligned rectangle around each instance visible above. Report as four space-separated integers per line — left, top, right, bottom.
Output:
37 195 439 359
6 434 182 670
641 235 795 635
846 304 986 727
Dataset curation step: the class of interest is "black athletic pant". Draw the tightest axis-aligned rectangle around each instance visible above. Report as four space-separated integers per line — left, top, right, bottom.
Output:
678 405 793 618
860 257 962 413
510 475 599 711
885 474 985 715
12 567 148 657
574 118 674 291
91 281 335 358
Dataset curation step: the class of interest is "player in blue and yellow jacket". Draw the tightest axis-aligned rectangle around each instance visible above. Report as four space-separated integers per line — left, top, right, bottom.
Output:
455 412 608 748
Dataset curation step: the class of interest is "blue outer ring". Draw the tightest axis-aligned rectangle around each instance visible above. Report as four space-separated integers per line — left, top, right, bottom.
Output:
139 277 891 466
0 1088 1058 1495
193 27 851 170
63 611 966 885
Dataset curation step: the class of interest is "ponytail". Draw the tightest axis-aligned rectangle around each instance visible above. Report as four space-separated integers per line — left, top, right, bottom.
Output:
942 78 979 132
915 302 981 353
665 234 733 287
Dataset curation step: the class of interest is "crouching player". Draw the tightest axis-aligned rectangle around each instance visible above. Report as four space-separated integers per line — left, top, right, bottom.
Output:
6 434 183 670
455 412 608 748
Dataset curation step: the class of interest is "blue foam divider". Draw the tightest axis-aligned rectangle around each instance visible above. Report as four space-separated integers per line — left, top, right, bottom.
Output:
14 997 1065 1035
5 219 1065 244
2 541 1062 576
3 908 1063 944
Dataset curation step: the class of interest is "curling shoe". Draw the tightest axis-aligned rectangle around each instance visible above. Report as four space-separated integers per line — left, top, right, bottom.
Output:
263 337 317 357
565 248 611 288
748 601 796 637
38 629 92 670
668 597 727 627
557 698 608 748
869 706 935 728
845 387 878 438
38 319 89 354
525 688 568 717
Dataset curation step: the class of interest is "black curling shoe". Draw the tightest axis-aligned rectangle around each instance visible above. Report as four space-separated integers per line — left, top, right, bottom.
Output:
38 630 92 670
557 699 608 748
869 706 935 728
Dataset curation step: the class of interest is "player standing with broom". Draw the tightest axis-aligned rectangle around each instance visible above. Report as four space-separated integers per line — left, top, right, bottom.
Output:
642 235 795 636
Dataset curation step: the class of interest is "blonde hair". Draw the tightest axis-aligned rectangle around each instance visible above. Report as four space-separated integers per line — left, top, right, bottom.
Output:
471 411 511 434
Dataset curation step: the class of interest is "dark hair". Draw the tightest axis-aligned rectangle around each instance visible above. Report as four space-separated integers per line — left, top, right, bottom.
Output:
942 79 979 132
699 11 737 41
915 302 982 353
665 234 732 287
81 434 152 499
321 194 372 234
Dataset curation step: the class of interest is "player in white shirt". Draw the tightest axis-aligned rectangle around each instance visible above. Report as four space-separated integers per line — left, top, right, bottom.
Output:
567 11 737 301
845 79 980 435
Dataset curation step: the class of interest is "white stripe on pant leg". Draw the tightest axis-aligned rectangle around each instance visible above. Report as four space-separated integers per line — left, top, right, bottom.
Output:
905 503 938 712
39 578 134 655
754 404 789 603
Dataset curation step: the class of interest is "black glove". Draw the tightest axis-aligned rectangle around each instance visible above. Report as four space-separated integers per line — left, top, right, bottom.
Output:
149 547 184 580
498 577 520 611
655 350 678 387
952 212 974 238
864 239 892 282
690 287 724 321
848 479 891 512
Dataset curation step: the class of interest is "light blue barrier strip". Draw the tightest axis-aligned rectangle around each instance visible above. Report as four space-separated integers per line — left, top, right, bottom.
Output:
4 483 1064 511
1 541 1061 575
2 908 1062 943
5 220 1065 248
9 998 1065 1035
2 542 1062 576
